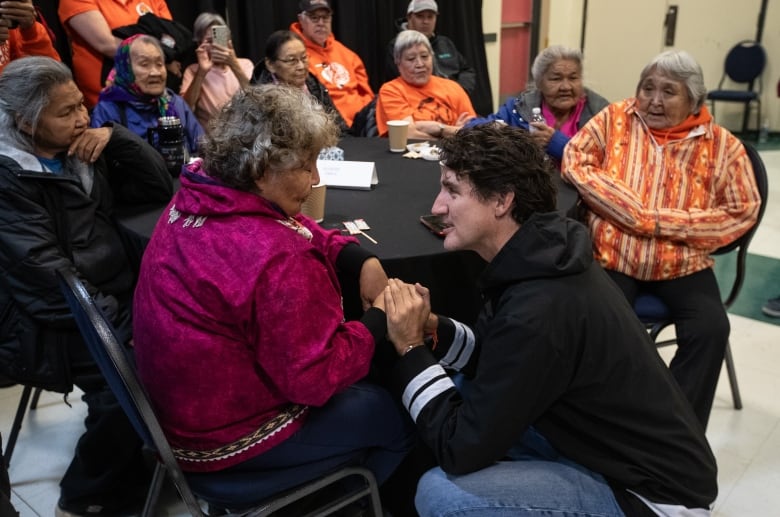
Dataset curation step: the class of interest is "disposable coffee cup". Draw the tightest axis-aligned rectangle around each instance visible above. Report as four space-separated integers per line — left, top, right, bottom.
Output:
387 120 410 152
301 182 327 222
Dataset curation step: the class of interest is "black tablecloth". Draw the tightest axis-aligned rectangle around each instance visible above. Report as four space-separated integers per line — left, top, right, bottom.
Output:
117 136 578 324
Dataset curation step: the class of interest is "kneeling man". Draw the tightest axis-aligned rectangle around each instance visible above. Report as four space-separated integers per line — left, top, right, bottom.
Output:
383 124 717 516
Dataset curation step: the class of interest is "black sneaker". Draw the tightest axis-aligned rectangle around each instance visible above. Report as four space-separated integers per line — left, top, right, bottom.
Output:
762 296 780 318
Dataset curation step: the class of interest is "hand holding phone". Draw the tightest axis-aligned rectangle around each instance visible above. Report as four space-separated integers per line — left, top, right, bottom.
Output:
211 25 229 47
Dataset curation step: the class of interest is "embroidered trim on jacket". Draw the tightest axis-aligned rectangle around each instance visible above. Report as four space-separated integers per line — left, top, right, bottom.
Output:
172 404 308 462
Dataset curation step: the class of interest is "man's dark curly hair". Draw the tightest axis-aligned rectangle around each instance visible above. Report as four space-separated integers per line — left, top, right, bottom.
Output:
438 125 557 224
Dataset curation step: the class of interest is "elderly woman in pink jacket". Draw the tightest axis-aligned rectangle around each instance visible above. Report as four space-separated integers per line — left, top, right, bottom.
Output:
132 84 413 510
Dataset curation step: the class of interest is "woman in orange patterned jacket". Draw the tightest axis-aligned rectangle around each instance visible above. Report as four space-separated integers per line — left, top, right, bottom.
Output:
562 50 761 429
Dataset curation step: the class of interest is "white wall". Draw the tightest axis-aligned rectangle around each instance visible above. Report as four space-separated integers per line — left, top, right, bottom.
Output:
544 0 779 132
544 0 583 50
482 0 503 111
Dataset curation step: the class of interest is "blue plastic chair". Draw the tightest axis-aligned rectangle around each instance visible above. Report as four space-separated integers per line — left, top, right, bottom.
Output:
633 142 769 410
57 268 382 516
707 40 767 136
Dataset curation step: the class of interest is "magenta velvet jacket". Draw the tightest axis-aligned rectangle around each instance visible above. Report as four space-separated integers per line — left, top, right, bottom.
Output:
133 161 376 472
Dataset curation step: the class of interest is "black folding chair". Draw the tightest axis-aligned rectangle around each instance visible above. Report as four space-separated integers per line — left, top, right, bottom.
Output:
707 40 767 135
634 142 769 410
57 268 382 516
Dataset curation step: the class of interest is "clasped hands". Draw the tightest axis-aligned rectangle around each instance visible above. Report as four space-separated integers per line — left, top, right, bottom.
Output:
370 277 432 357
359 259 435 356
416 112 474 139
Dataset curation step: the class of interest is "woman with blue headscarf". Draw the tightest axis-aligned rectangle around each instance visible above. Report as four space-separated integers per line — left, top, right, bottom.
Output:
92 34 204 156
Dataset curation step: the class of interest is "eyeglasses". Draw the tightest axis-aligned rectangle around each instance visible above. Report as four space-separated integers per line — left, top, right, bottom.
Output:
277 54 309 66
304 12 332 23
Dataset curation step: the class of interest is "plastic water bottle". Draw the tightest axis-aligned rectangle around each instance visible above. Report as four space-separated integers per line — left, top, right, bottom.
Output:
529 107 545 133
758 118 769 144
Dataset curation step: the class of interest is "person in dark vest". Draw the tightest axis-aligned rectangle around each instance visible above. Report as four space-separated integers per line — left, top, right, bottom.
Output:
384 0 476 101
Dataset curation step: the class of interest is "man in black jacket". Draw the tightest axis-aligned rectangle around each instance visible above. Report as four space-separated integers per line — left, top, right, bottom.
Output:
384 0 476 100
0 56 172 516
382 125 718 516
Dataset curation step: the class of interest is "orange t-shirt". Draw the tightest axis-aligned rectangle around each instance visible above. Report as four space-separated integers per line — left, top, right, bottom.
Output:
58 0 172 107
375 75 476 136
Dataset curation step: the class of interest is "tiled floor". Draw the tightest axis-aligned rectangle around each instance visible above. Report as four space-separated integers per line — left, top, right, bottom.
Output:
2 151 780 516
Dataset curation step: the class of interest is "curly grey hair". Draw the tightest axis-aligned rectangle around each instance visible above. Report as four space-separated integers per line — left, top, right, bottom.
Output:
0 57 75 154
531 45 583 89
637 50 707 111
393 29 433 63
202 85 339 191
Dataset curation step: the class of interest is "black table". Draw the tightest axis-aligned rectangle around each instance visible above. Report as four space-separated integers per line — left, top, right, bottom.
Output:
324 137 488 321
117 137 578 324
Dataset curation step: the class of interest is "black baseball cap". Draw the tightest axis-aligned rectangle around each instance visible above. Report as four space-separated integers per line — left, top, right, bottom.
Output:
299 0 332 13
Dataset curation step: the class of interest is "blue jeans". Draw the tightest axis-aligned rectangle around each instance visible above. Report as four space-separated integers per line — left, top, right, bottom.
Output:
188 381 415 508
415 427 624 517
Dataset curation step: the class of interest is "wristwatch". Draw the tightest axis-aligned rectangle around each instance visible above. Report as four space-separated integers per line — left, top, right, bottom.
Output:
438 123 446 138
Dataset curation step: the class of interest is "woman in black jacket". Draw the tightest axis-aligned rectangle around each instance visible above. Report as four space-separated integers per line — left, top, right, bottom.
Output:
0 56 172 516
252 29 349 135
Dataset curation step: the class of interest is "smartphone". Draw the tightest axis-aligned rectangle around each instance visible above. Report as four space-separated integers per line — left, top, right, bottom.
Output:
211 25 229 47
420 214 451 237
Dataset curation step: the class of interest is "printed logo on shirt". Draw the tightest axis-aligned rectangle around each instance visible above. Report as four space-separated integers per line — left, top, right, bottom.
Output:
417 96 454 124
136 3 154 16
438 53 452 59
319 62 350 89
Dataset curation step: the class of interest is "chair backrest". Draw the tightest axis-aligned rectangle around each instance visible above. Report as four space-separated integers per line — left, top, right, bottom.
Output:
57 269 384 517
723 40 766 86
713 142 769 308
56 268 206 517
350 97 378 137
634 142 768 321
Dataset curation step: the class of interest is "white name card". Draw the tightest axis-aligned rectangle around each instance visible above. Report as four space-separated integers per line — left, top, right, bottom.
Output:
317 160 378 190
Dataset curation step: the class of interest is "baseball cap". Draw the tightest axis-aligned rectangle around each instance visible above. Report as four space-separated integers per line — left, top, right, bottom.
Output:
407 0 438 14
299 0 332 13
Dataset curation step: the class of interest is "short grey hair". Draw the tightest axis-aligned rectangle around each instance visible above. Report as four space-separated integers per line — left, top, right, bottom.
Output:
637 50 707 111
531 45 583 89
131 34 165 57
202 85 339 192
393 29 433 63
0 56 74 153
193 12 228 43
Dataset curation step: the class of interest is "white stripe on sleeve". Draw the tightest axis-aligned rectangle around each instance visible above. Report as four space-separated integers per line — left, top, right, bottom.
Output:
402 364 455 421
439 321 475 370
